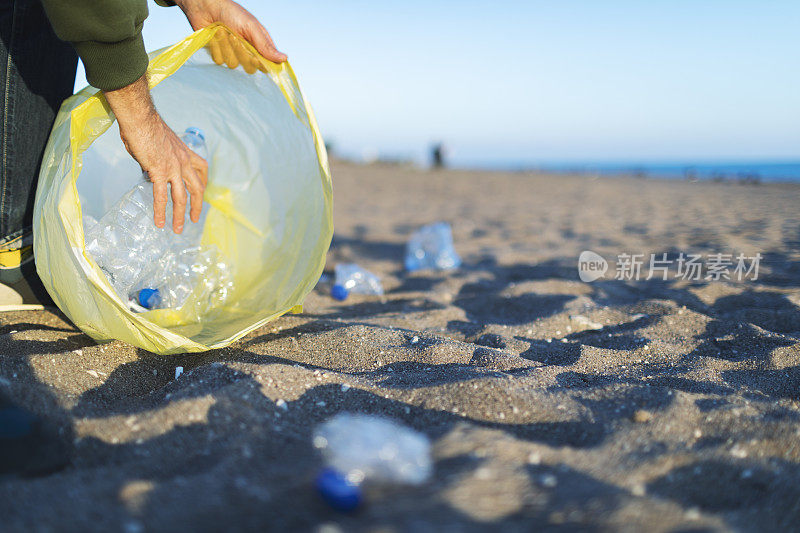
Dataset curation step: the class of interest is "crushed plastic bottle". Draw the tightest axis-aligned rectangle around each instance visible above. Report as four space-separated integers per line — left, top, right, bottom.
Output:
84 128 232 314
313 413 432 487
404 222 461 272
130 245 233 313
330 264 383 301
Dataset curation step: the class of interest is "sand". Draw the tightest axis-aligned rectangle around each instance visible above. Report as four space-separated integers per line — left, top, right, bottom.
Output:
1 161 799 531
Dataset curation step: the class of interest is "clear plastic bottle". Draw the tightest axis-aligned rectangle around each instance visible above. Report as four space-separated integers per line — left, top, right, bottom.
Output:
330 263 383 301
130 245 233 313
85 127 230 313
313 413 432 486
404 222 461 272
180 127 208 160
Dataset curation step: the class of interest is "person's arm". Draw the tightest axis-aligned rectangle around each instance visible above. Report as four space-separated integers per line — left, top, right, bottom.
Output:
40 0 204 233
104 77 208 233
42 0 286 233
39 0 150 91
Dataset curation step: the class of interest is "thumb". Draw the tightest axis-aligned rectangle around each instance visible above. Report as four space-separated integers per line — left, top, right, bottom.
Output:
247 23 287 63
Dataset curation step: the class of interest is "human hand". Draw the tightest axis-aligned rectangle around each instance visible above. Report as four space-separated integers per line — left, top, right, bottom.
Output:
175 0 287 70
103 76 208 234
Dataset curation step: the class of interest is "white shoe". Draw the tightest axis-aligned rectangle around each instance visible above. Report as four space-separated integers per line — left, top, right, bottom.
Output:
0 279 48 311
0 240 54 312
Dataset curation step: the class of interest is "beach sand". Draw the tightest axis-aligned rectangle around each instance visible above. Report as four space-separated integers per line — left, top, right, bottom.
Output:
2 161 800 531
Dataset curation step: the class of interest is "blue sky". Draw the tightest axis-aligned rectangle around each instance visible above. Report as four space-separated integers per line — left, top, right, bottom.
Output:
75 1 800 166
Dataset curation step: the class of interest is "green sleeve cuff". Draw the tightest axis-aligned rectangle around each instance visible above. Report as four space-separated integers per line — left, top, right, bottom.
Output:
154 1 176 6
72 28 149 91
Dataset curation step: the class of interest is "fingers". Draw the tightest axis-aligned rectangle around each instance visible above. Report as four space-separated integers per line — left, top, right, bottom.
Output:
183 164 204 224
189 150 209 188
186 150 208 224
217 33 240 69
240 45 258 75
208 24 287 75
170 176 188 234
230 38 257 74
152 148 206 233
207 33 225 66
153 180 169 229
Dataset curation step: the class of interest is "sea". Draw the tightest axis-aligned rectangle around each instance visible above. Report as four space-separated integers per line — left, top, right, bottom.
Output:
457 160 800 183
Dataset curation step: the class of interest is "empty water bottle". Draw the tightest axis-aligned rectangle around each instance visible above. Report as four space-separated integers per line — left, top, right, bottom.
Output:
331 264 383 301
180 127 208 160
404 222 461 271
84 127 231 314
313 413 432 486
130 245 233 313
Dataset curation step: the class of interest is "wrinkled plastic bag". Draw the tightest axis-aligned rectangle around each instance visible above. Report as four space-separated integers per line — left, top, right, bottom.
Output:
33 24 333 354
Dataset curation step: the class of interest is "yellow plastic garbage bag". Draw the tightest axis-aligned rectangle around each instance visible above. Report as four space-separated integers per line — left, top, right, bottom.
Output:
33 24 333 355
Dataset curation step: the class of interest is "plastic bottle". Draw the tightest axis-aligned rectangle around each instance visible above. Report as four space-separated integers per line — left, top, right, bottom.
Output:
313 413 432 488
180 127 208 160
330 264 383 301
132 244 232 311
85 127 230 313
404 222 461 272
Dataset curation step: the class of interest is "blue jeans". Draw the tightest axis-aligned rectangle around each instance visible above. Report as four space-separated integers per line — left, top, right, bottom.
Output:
0 0 77 285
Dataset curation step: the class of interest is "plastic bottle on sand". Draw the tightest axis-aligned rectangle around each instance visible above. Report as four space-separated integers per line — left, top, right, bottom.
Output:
312 413 432 510
330 264 383 301
404 222 461 272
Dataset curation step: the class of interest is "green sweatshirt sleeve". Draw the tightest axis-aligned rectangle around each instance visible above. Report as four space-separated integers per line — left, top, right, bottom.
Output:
40 0 156 91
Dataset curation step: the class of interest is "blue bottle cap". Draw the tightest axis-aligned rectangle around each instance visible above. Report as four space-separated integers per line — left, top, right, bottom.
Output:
184 127 205 142
138 288 161 309
331 284 349 301
315 468 362 512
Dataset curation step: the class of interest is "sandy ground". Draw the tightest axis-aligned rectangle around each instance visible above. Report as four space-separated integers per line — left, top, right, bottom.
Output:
1 161 800 531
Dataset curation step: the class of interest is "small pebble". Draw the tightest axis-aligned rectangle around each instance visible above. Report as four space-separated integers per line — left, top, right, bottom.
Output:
730 445 747 458
632 410 652 423
475 467 492 480
541 474 558 488
175 367 184 379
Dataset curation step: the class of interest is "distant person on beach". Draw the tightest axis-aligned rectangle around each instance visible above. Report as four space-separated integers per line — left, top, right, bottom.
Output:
0 0 286 310
431 142 446 169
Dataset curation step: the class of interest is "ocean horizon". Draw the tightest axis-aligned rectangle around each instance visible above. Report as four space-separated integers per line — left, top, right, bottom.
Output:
452 159 800 183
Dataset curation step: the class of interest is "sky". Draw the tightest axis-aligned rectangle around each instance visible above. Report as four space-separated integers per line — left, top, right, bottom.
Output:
75 1 800 167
